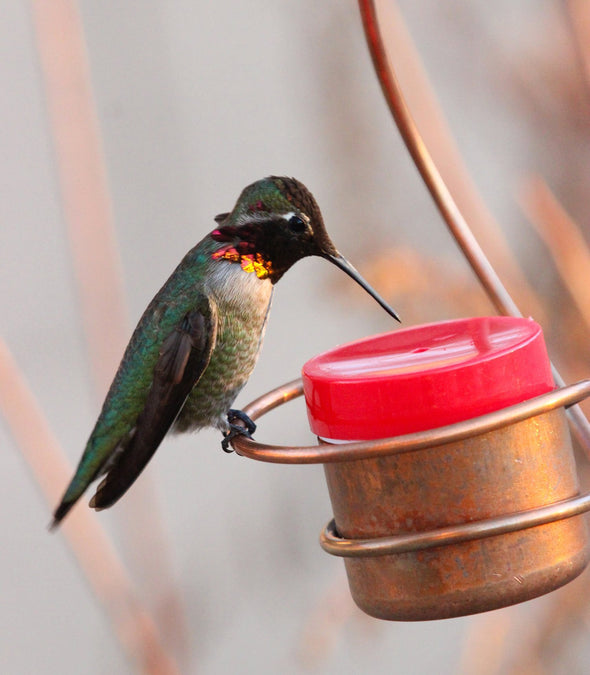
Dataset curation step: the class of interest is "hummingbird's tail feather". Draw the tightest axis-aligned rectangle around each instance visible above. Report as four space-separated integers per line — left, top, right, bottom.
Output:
50 456 109 529
87 432 159 510
50 499 76 530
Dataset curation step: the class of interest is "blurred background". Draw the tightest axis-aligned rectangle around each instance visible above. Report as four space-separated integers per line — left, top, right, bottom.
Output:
2 0 590 673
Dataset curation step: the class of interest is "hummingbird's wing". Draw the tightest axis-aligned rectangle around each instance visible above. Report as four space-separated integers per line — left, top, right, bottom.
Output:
51 301 217 526
87 304 218 511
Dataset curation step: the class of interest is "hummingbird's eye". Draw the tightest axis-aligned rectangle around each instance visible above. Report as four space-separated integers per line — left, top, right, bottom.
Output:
288 214 307 234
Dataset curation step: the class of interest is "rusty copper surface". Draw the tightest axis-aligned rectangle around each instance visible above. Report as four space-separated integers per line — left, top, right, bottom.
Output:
321 408 589 619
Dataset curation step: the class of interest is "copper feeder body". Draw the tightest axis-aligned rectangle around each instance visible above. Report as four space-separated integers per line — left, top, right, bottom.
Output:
233 380 590 622
323 407 588 620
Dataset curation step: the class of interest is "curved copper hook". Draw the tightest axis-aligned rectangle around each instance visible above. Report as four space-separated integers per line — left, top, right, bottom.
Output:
356 0 590 451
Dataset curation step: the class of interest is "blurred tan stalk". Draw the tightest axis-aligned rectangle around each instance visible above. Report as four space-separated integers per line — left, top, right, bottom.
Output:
520 176 590 333
31 1 127 389
0 338 180 675
30 0 188 665
457 611 514 675
369 0 546 322
565 0 590 97
296 567 362 667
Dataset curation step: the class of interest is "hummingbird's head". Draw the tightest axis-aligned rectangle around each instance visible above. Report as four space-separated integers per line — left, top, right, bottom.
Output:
211 177 337 280
211 176 400 321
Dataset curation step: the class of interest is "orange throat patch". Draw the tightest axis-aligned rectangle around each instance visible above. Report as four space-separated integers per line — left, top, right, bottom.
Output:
212 246 273 280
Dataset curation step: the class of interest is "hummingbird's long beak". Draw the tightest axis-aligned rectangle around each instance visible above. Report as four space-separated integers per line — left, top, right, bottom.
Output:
323 252 401 322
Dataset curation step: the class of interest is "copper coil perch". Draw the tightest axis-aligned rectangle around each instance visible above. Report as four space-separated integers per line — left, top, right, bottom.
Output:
320 493 590 558
231 379 590 620
232 380 590 620
231 379 590 552
232 378 590 463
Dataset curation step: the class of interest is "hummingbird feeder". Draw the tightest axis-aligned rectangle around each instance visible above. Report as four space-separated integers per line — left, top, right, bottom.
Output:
232 316 590 621
228 0 590 623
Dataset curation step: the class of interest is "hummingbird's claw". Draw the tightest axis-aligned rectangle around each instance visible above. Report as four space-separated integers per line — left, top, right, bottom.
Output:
221 409 257 452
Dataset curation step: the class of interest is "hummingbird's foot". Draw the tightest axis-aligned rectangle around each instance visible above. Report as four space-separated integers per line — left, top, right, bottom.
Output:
221 409 256 452
221 409 257 453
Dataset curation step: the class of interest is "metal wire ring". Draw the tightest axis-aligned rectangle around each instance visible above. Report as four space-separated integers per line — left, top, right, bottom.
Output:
232 379 590 464
320 492 590 558
232 379 590 557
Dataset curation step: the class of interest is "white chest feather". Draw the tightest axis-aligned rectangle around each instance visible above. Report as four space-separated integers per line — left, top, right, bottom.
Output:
174 260 273 431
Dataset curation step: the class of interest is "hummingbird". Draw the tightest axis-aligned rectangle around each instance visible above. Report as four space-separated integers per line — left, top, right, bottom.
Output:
51 176 399 527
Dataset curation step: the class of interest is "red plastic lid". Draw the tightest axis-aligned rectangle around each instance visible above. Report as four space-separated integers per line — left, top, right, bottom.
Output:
302 317 554 440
